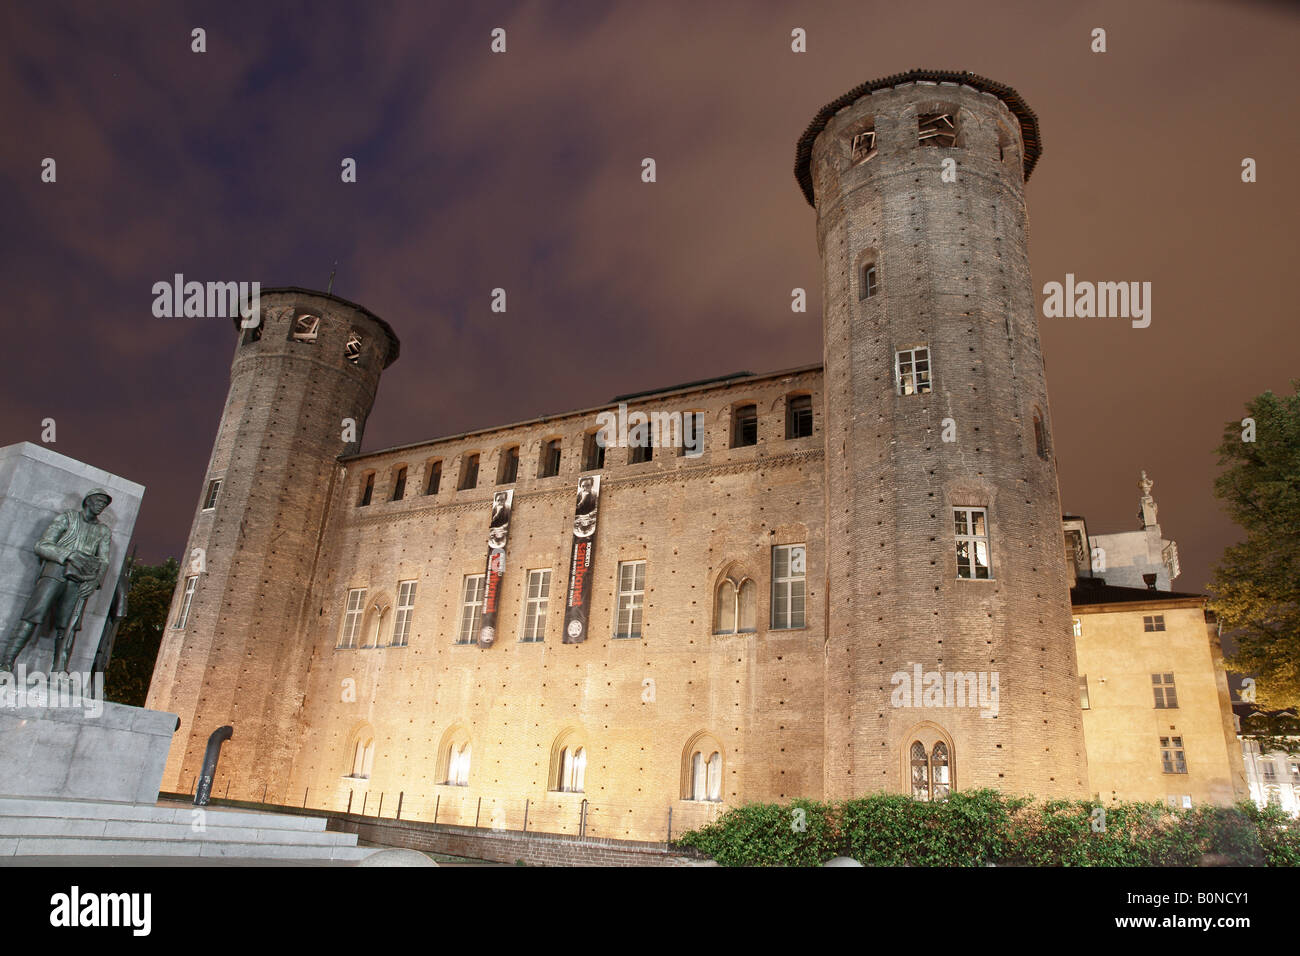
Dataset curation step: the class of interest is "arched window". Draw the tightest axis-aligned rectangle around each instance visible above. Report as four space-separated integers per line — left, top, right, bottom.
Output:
931 742 950 800
447 742 471 786
906 729 954 801
348 731 375 779
682 732 725 802
910 741 929 800
551 730 588 793
713 576 756 635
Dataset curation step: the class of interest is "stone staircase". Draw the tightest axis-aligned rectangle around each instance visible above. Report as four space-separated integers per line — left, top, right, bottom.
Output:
0 795 378 863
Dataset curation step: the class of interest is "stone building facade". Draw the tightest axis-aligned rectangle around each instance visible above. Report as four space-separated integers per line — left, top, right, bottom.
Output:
149 70 1240 840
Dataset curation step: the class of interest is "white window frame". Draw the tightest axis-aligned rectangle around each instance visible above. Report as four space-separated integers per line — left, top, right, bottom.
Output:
771 545 806 630
175 575 198 629
614 561 646 639
391 580 417 647
339 587 367 648
895 346 932 395
520 569 551 642
457 574 485 644
557 746 587 793
202 479 221 511
954 507 992 580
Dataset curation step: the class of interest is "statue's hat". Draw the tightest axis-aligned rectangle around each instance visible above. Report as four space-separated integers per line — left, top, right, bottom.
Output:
82 488 113 506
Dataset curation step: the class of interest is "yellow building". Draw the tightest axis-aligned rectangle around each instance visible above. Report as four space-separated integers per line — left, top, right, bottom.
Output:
1072 582 1247 807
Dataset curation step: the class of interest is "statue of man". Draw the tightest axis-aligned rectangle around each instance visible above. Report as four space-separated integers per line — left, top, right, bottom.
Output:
0 489 113 673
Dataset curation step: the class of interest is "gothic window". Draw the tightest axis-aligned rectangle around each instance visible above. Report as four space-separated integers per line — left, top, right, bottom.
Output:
498 446 519 485
690 751 723 802
350 734 375 779
786 395 813 439
771 545 806 629
555 744 587 793
391 466 407 501
895 346 931 395
457 575 485 644
954 507 992 579
851 128 877 165
931 742 951 800
391 580 417 647
732 404 758 448
1152 673 1178 709
540 439 562 478
290 314 320 342
910 741 930 800
458 453 479 490
339 588 366 648
713 577 756 634
175 575 198 629
910 739 954 801
918 112 957 147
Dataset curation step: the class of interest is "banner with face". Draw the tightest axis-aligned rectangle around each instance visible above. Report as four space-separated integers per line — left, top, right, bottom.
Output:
563 475 600 644
477 489 513 647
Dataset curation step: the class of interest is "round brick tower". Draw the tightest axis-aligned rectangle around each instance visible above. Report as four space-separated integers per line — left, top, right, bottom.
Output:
796 71 1089 800
147 288 399 796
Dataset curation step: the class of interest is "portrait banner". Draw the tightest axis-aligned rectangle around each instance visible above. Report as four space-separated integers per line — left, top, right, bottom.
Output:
477 490 513 648
563 475 601 644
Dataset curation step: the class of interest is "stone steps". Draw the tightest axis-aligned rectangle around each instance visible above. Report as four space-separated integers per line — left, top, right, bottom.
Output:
0 795 375 863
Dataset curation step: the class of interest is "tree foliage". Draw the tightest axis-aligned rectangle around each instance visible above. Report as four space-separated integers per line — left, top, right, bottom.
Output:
1209 381 1300 709
104 557 178 706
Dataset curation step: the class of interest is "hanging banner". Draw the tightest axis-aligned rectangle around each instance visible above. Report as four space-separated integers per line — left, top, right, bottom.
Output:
563 475 601 644
477 490 513 647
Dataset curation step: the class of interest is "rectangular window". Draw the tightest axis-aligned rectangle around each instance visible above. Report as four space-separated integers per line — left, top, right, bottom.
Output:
359 473 374 507
1143 614 1166 632
425 460 442 495
1079 674 1090 710
918 112 957 147
1072 617 1082 637
732 405 758 448
1263 759 1278 782
391 467 407 501
339 588 367 649
629 438 653 464
175 575 198 629
614 560 646 639
1160 736 1187 774
851 129 877 165
771 544 807 629
786 396 813 439
896 347 932 395
682 411 704 457
954 507 992 579
520 569 551 642
459 454 479 491
540 439 561 478
1152 673 1178 709
498 447 519 484
391 580 417 647
860 263 878 300
457 575 485 644
202 479 221 511
583 431 606 471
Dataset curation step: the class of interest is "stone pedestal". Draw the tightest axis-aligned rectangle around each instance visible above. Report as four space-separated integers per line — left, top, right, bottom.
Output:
0 442 145 675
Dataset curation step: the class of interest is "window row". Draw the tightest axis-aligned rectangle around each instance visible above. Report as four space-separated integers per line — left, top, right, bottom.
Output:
241 311 367 365
849 110 1018 168
1078 673 1180 710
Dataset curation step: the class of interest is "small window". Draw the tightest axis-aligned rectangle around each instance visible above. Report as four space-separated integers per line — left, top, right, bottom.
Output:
1072 617 1082 637
713 577 757 635
954 507 991 580
615 561 646 639
771 545 806 630
1262 759 1278 782
339 588 367 649
690 751 723 802
391 580 417 647
896 347 932 395
732 404 758 448
520 569 551 642
681 411 704 457
555 746 587 793
202 478 221 511
391 466 407 501
424 460 442 496
498 446 519 485
457 575 485 644
1143 615 1166 632
1079 674 1090 710
290 314 320 342
918 112 957 148
540 439 561 478
851 128 877 165
582 431 606 471
358 473 375 507
446 742 471 786
1033 412 1049 460
1160 736 1187 774
1152 673 1179 709
458 454 479 491
859 263 878 301
344 331 364 365
350 736 375 779
175 575 198 629
911 739 954 801
786 395 813 439
629 434 653 464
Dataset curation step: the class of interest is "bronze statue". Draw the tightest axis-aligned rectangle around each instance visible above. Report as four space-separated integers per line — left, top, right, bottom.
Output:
0 489 113 673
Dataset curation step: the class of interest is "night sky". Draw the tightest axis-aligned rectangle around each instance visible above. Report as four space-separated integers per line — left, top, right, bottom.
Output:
2 0 1296 594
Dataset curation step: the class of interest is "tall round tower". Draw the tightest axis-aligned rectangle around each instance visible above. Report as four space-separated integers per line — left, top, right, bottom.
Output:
796 71 1088 800
147 288 399 795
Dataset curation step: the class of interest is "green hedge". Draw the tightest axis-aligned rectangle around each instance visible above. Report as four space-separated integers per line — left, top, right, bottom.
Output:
675 790 1300 866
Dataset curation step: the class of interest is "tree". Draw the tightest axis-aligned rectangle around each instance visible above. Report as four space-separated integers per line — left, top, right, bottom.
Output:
104 557 178 707
1209 381 1300 709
